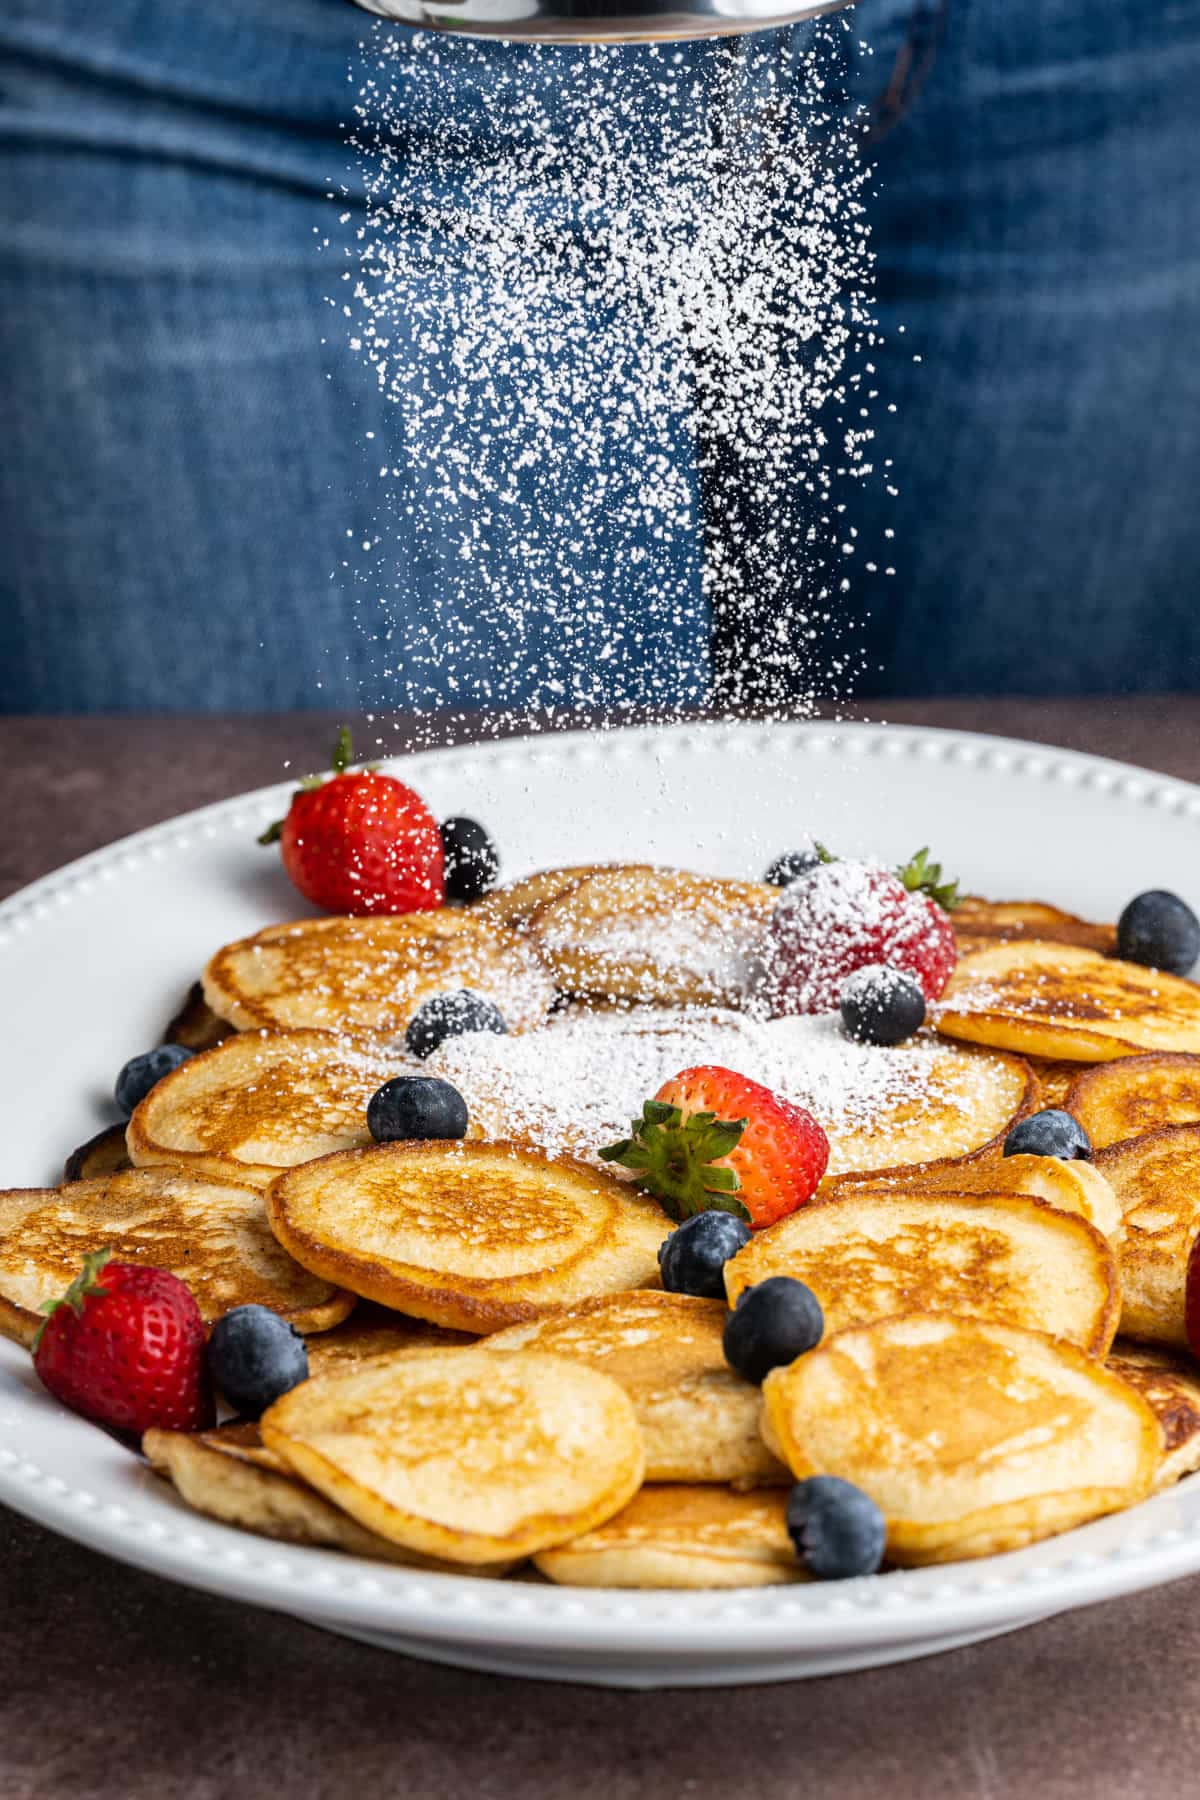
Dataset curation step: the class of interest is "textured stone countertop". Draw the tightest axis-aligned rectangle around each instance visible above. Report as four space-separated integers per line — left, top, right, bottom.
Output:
2 697 1199 1800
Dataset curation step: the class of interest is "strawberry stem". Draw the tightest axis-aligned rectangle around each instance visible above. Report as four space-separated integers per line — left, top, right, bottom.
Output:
33 1247 113 1353
600 1101 751 1224
897 846 960 912
330 725 353 775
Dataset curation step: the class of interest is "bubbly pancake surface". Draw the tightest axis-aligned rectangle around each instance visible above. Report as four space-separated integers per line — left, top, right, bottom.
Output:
534 1485 802 1588
261 1347 645 1562
127 1030 409 1186
265 1140 668 1332
937 941 1200 1060
725 1192 1119 1355
481 1290 783 1483
1097 1124 1200 1348
431 1006 1031 1181
762 1314 1160 1563
203 913 555 1040
0 1168 350 1340
1068 1053 1200 1151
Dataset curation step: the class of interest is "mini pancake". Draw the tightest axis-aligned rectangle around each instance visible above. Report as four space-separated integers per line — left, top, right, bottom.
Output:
163 982 233 1053
1028 1057 1086 1110
1105 1342 1200 1491
762 1314 1160 1565
812 1041 1035 1184
472 865 650 934
527 867 776 1008
937 941 1200 1061
265 1140 668 1333
481 1290 784 1484
534 1485 804 1588
63 1124 132 1184
306 1302 475 1376
1068 1053 1200 1152
953 898 1116 955
0 1168 352 1347
202 912 555 1041
127 1030 409 1188
261 1347 645 1564
848 1153 1124 1246
143 1427 513 1572
1096 1124 1200 1348
725 1191 1119 1355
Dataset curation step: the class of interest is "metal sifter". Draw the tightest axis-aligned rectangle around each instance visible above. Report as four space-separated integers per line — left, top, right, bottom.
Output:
353 0 853 46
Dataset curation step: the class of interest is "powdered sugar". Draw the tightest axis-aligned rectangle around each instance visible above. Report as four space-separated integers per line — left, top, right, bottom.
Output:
428 1004 942 1166
330 26 882 725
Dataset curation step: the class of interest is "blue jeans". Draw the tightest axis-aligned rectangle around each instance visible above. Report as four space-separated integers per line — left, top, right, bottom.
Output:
1 0 1198 711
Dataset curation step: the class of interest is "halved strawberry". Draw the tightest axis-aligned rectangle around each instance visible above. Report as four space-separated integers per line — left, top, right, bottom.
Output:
601 1064 830 1231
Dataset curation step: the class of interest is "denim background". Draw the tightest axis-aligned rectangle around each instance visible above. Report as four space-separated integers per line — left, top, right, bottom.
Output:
1 0 1197 711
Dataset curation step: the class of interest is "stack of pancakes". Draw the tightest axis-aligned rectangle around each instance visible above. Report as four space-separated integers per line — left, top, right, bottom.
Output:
8 865 1200 1584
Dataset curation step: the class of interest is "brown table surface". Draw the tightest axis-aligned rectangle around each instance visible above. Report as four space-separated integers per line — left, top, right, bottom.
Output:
3 697 1200 1800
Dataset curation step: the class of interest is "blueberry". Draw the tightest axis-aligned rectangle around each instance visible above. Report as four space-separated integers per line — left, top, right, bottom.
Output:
765 848 821 887
786 1476 886 1580
441 816 500 903
723 1276 824 1384
658 1212 753 1300
839 964 926 1046
1117 889 1200 977
114 1044 194 1118
207 1305 309 1420
367 1075 468 1142
1004 1108 1091 1161
405 990 508 1060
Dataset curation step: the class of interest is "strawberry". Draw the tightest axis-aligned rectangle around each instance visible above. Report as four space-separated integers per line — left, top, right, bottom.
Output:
33 1250 214 1436
259 726 444 916
759 847 959 1016
601 1064 829 1231
1185 1233 1200 1360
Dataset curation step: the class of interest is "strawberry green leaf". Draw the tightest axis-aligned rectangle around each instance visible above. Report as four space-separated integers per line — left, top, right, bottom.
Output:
33 1247 113 1353
256 819 283 847
599 1100 751 1225
897 846 960 912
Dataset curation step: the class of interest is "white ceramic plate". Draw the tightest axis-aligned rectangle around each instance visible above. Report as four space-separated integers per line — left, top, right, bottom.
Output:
3 719 1200 1688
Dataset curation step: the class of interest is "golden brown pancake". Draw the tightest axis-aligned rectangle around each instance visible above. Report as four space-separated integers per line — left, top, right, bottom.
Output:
1096 1124 1200 1348
847 1152 1124 1245
265 1139 667 1333
261 1347 645 1563
143 1427 513 1571
1068 1052 1200 1152
127 1029 407 1188
163 982 233 1053
481 1291 784 1484
63 1123 132 1184
726 1190 1119 1355
762 1314 1160 1564
1105 1342 1200 1490
472 865 649 934
527 867 775 1008
953 897 1116 955
937 941 1200 1060
1028 1056 1087 1109
0 1168 352 1345
202 912 555 1041
534 1485 804 1588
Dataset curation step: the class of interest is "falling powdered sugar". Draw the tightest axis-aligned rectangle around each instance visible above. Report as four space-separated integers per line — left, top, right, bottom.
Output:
330 25 881 724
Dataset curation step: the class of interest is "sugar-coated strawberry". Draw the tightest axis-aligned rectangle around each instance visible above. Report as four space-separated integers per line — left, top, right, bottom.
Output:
33 1250 214 1436
259 726 444 916
759 848 958 1016
601 1064 829 1231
